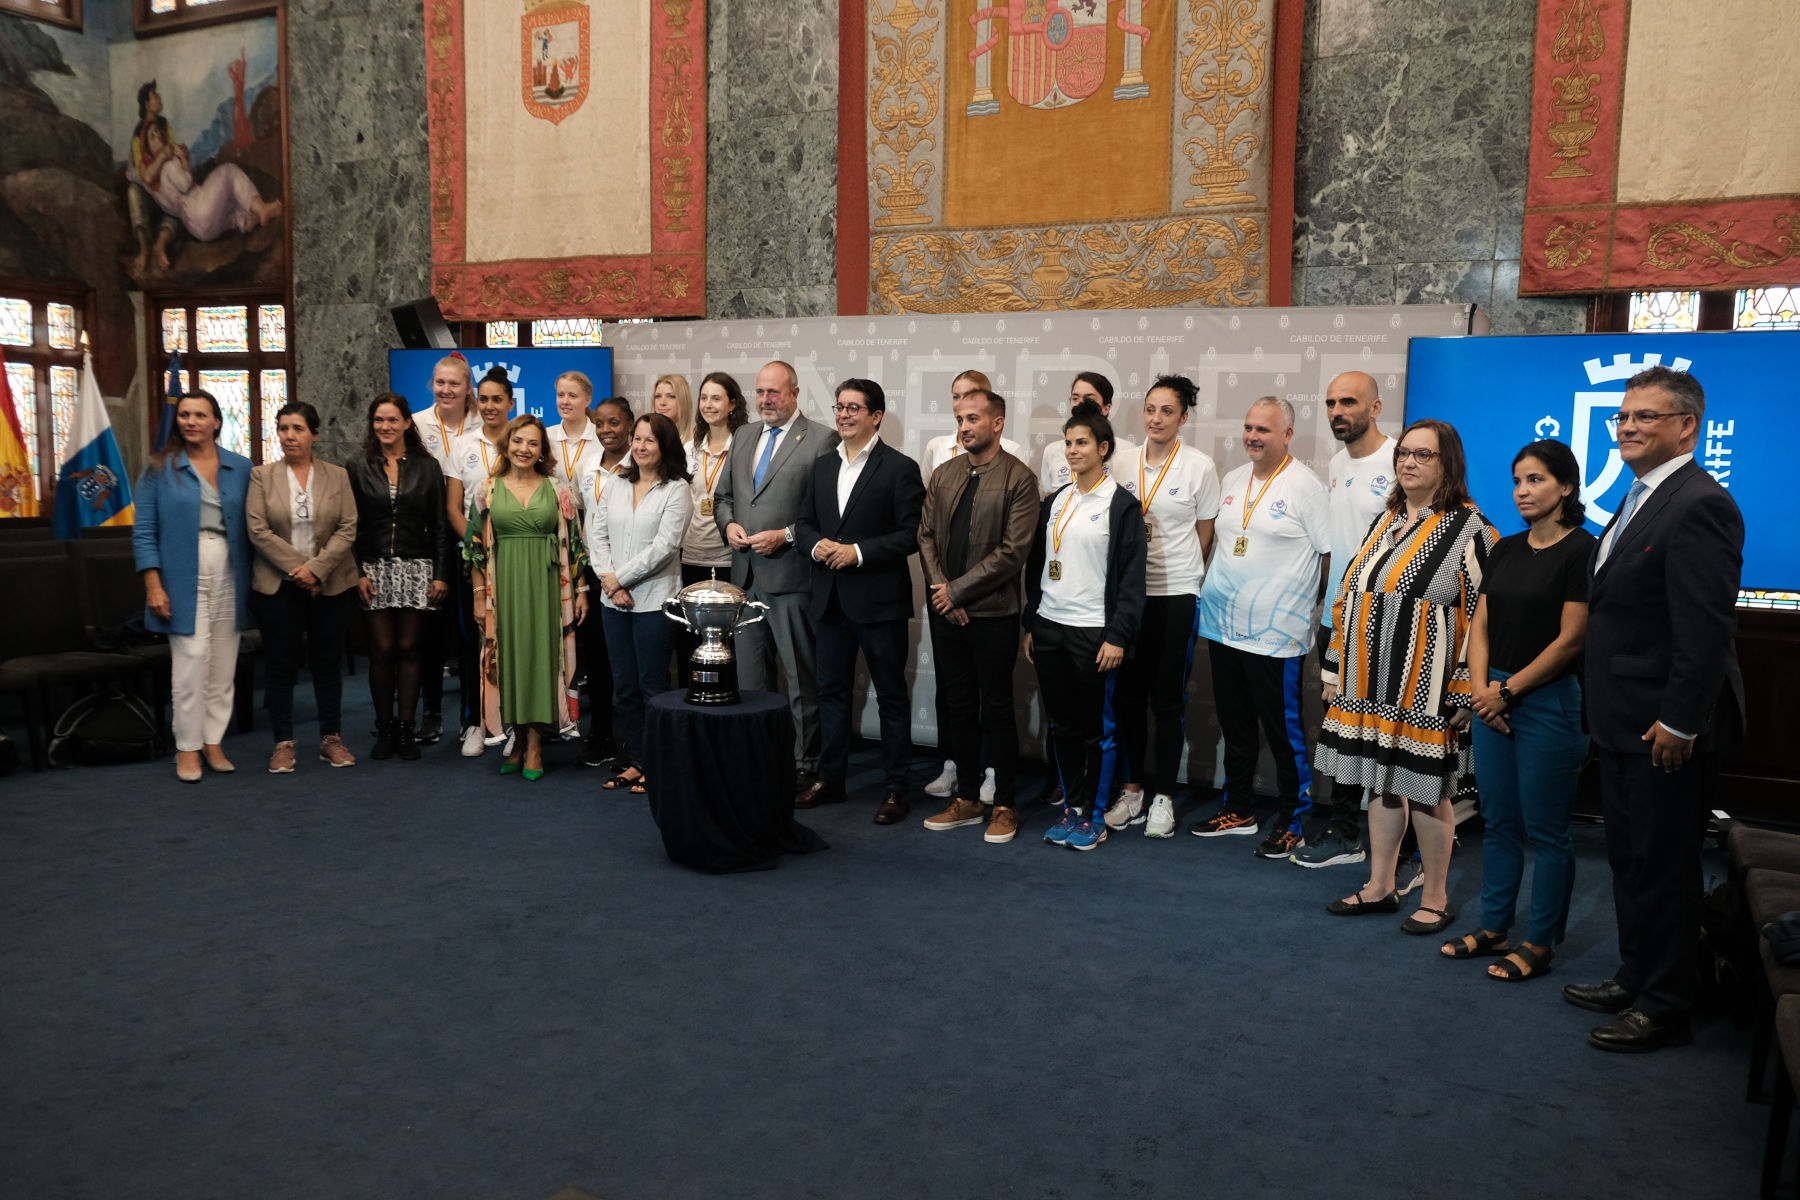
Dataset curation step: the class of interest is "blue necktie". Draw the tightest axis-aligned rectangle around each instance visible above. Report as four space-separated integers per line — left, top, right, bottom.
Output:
753 426 782 491
1604 478 1648 564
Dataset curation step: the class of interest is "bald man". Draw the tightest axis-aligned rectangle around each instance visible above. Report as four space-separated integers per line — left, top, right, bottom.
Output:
1290 371 1398 869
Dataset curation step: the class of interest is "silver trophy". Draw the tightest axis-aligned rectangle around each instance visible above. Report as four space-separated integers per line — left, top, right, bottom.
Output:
662 577 769 705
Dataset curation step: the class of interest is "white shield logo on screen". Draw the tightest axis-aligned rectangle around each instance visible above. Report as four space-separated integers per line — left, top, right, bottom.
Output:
1571 351 1692 526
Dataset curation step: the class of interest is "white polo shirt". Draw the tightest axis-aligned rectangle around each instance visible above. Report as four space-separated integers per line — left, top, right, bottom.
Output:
415 405 476 473
922 433 1027 479
1115 442 1222 597
447 429 504 502
1039 436 1138 495
547 420 602 507
1037 477 1115 629
1323 437 1396 629
1196 458 1331 657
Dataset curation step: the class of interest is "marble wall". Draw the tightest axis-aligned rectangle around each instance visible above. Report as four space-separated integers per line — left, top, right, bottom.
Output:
1292 0 1588 334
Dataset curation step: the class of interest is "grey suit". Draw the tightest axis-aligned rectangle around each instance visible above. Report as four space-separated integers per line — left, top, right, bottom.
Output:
713 411 839 773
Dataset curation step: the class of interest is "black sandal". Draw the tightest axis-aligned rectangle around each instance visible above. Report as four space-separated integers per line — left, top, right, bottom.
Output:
601 770 643 791
629 773 648 795
1488 944 1555 981
1440 929 1511 959
1326 890 1400 916
1401 905 1458 935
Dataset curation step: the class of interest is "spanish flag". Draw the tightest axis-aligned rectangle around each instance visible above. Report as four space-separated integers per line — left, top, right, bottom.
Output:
0 348 37 519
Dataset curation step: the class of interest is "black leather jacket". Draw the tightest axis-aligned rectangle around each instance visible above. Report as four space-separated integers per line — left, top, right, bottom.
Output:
346 453 455 582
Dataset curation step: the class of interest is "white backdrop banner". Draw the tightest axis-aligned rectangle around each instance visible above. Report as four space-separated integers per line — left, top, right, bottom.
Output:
607 304 1485 784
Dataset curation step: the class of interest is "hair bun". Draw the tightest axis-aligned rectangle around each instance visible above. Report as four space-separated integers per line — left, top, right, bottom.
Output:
1069 399 1104 419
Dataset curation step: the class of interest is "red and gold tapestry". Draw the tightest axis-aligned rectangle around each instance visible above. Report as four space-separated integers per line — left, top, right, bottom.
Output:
425 0 706 319
840 0 1304 314
1522 0 1800 295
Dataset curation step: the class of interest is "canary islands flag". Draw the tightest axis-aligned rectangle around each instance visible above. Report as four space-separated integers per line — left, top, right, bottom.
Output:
0 349 37 518
53 350 134 538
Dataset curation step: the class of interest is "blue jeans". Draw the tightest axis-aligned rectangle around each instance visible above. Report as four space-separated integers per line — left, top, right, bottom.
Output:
601 606 673 770
1473 671 1589 945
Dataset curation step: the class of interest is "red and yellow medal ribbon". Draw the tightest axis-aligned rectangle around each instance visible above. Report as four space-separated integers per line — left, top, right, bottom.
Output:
1051 475 1108 557
1139 443 1179 522
1241 454 1291 530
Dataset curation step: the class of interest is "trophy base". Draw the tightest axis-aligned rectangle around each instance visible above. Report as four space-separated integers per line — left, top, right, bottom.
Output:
686 658 740 706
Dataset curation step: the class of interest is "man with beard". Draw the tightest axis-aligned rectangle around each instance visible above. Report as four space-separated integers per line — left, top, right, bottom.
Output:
1289 371 1399 869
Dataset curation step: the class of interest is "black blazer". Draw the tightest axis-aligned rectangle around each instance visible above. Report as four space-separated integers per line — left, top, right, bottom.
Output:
794 437 925 624
345 453 455 583
1023 482 1148 650
1584 458 1745 753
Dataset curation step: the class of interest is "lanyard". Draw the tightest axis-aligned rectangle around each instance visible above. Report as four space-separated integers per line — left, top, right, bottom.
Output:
1139 443 1179 515
478 437 496 473
434 407 469 451
561 434 587 479
702 446 727 493
1052 476 1106 556
1241 455 1291 530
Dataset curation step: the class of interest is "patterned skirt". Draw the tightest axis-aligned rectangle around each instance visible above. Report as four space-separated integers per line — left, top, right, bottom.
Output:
1314 696 1474 806
359 556 436 611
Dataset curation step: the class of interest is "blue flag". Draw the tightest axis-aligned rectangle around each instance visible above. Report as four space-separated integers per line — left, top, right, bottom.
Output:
154 349 185 453
54 351 135 539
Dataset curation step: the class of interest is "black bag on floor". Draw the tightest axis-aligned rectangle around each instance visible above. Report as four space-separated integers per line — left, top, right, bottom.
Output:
48 689 164 767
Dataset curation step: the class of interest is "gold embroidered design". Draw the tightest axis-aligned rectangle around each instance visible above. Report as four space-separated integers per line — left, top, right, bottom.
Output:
1542 219 1600 270
1643 214 1796 272
1180 0 1267 208
1544 0 1604 180
869 0 942 228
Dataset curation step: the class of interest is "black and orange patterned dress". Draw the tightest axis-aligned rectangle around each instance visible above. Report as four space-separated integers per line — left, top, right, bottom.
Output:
1315 501 1497 805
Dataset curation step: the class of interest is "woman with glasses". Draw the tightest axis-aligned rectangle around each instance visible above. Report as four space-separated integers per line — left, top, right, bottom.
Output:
1441 439 1594 981
246 400 360 773
1317 418 1496 932
346 394 454 761
134 390 254 782
1024 401 1147 851
465 414 588 780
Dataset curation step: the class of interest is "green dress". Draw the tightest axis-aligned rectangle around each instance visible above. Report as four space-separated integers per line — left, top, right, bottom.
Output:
468 477 583 730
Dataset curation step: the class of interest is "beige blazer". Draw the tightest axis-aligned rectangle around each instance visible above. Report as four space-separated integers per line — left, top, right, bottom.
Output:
246 459 360 596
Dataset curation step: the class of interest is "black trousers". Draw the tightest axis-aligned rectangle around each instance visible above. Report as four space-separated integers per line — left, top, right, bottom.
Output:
929 610 1020 808
816 599 912 790
1598 745 1713 1022
250 583 353 743
1033 619 1123 814
1208 639 1315 833
576 564 614 741
420 575 479 730
1314 623 1367 838
1118 593 1197 798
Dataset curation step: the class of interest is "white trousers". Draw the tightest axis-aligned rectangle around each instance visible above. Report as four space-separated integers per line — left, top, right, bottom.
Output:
169 531 241 751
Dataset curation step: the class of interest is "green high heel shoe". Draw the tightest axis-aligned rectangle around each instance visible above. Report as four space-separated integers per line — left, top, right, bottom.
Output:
522 768 544 782
500 761 522 775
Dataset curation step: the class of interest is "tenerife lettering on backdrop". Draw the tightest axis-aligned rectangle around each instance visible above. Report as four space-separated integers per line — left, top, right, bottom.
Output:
609 304 1482 785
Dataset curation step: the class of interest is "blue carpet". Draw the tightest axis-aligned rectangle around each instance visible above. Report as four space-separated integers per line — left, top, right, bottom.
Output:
0 688 1762 1199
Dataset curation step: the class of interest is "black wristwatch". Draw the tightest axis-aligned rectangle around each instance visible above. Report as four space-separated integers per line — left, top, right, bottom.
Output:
1498 684 1517 709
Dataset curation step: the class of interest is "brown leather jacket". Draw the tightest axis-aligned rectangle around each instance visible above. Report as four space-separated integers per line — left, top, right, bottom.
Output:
918 449 1040 617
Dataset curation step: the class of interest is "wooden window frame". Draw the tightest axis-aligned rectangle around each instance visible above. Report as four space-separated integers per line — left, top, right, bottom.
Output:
0 278 92 508
134 0 275 37
147 287 289 465
0 0 82 31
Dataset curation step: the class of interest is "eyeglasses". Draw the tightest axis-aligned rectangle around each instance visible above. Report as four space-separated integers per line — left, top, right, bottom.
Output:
1394 447 1439 463
833 403 869 415
294 490 311 520
1604 409 1686 434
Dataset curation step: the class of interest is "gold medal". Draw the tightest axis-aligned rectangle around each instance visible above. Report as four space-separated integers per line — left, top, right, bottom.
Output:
700 497 714 516
1048 560 1063 581
1145 519 1153 540
1233 535 1249 556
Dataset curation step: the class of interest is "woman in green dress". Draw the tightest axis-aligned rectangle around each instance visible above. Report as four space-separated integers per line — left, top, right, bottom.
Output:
465 414 589 779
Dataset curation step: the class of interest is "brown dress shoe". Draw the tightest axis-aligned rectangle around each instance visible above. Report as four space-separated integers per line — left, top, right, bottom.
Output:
874 790 909 825
794 779 847 809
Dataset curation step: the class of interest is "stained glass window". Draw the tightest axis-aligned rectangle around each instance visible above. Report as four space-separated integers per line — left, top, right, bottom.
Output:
532 318 603 347
150 0 175 10
1627 290 1701 333
49 365 76 465
0 297 30 347
162 308 189 353
258 304 287 352
1740 590 1800 611
196 306 250 352
486 321 519 348
1735 287 1800 331
46 303 76 350
199 369 252 457
260 370 287 462
6 363 36 484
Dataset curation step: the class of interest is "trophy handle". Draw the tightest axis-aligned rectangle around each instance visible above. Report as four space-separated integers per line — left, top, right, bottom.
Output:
731 600 770 634
662 597 694 631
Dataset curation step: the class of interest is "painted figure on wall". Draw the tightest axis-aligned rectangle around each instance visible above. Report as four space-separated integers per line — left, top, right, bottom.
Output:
132 85 281 256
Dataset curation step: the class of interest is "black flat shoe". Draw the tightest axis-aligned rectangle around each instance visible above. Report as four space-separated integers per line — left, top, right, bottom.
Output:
1441 929 1511 959
1401 905 1458 935
1327 890 1400 916
1563 978 1634 1014
1488 944 1554 981
1588 1008 1691 1053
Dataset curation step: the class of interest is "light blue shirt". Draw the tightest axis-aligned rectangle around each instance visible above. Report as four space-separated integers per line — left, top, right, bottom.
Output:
585 476 693 612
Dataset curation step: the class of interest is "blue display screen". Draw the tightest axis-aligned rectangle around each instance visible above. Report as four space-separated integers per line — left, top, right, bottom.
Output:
1404 331 1798 592
386 347 615 425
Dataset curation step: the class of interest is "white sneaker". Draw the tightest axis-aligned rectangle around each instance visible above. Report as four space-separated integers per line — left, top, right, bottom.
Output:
1145 794 1176 838
925 759 956 797
1397 856 1425 896
460 726 485 757
979 767 996 805
1104 787 1147 831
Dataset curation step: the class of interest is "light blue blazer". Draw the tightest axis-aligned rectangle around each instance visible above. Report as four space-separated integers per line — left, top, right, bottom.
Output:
132 447 255 635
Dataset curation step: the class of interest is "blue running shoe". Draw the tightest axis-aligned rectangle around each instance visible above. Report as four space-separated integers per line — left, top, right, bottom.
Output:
1066 819 1109 852
1044 806 1079 845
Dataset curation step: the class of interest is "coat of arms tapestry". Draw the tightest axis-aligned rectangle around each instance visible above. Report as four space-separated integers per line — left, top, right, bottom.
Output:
840 0 1304 314
425 0 706 319
1521 0 1800 295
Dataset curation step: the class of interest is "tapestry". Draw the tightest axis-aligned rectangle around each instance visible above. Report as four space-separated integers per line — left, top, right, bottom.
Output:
840 0 1303 315
424 0 706 320
1521 0 1800 295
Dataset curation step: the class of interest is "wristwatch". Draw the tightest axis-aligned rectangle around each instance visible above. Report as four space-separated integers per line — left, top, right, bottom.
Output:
1498 684 1516 708
784 525 796 545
